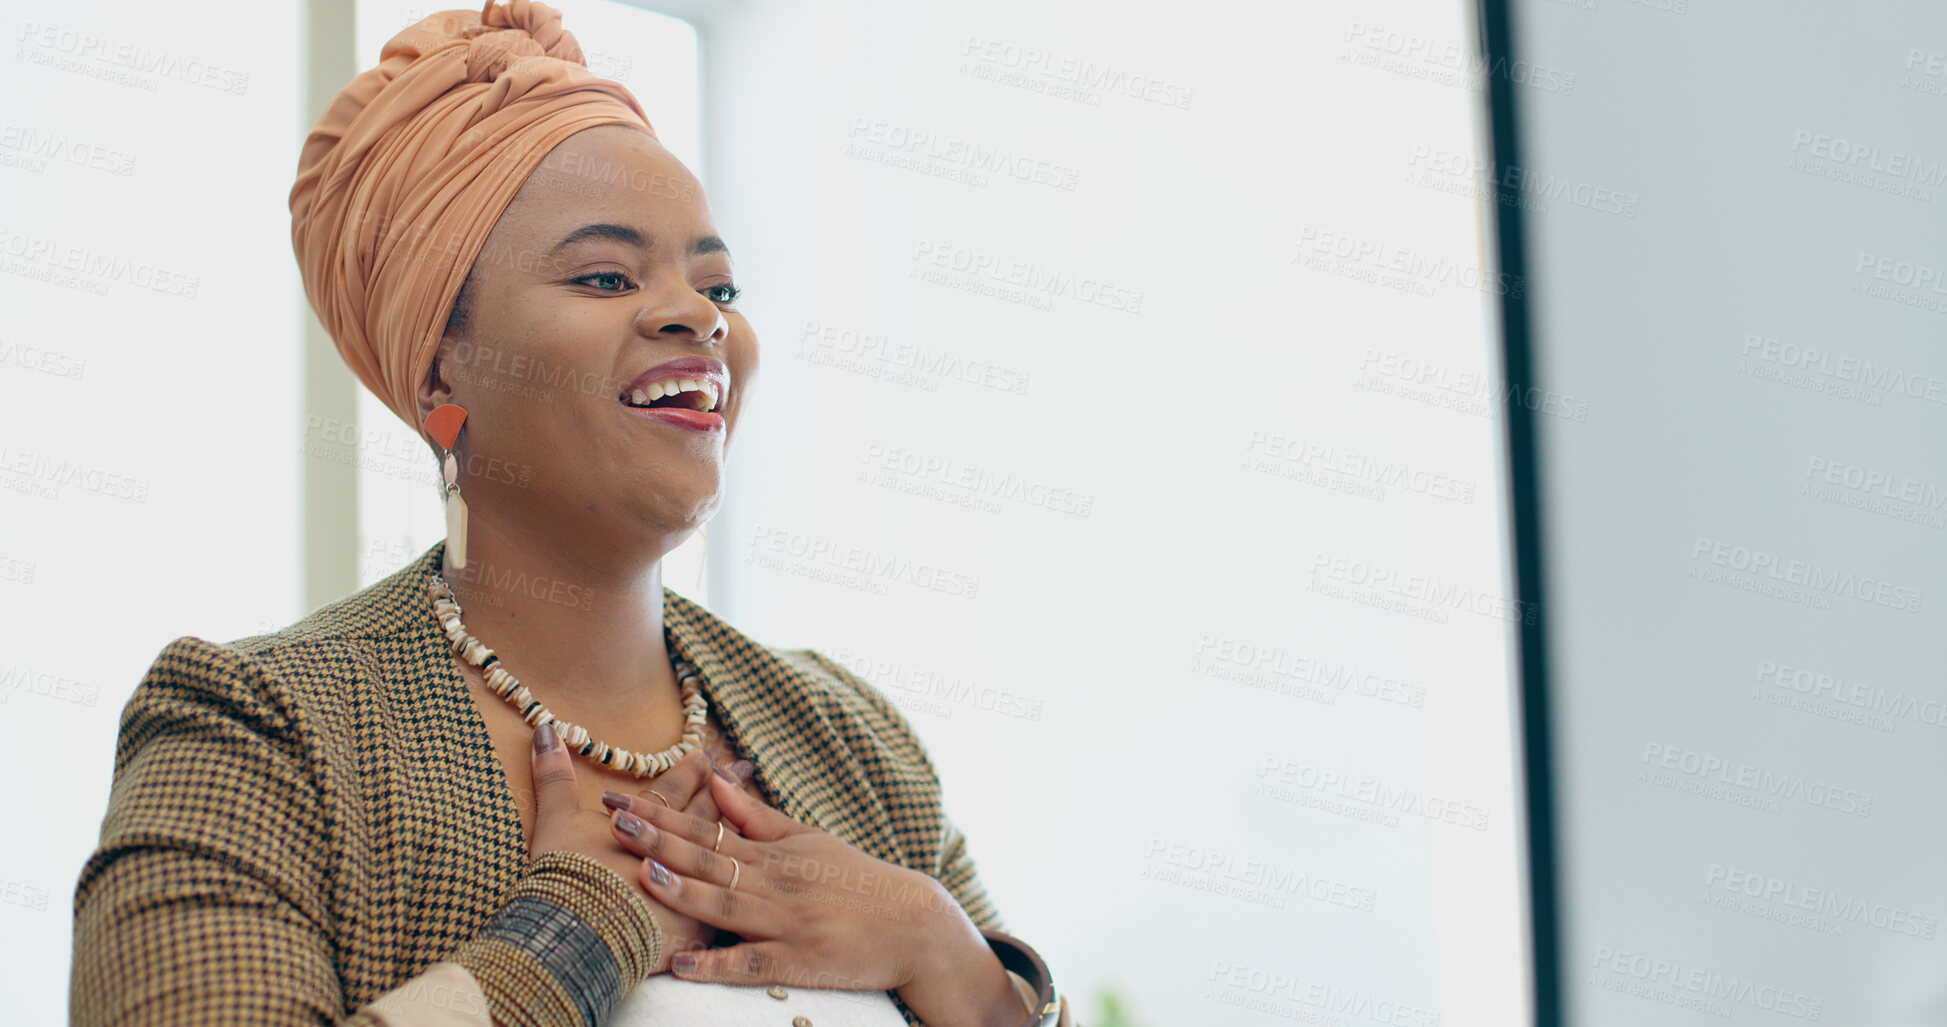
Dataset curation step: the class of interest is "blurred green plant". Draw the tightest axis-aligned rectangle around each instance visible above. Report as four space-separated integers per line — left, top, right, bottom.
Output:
1090 985 1146 1027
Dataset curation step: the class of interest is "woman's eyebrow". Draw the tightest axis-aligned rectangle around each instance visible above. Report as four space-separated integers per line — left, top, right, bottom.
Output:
551 223 732 261
551 222 645 253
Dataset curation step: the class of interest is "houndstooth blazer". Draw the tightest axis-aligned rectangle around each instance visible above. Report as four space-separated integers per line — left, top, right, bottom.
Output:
69 540 1070 1026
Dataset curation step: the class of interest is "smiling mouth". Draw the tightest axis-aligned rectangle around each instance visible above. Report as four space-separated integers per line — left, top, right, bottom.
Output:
620 377 721 413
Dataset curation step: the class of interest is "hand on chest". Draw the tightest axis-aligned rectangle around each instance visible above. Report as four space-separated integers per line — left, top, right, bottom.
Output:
463 671 770 840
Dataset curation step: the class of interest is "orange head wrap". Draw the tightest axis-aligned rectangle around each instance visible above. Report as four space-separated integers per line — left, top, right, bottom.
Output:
289 0 656 431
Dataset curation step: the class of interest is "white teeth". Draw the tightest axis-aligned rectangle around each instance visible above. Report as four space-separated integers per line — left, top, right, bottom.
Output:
625 376 721 411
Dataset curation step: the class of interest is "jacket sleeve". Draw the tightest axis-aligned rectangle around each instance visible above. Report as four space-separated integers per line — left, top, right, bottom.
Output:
800 649 1077 1027
69 637 662 1027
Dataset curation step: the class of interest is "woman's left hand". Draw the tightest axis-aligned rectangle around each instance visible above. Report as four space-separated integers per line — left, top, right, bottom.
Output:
607 772 1027 1027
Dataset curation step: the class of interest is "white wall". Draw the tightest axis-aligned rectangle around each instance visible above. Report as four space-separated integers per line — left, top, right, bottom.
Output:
693 1 1530 1023
0 0 305 1015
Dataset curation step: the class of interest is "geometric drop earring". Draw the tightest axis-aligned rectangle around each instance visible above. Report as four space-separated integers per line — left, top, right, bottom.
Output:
425 403 469 570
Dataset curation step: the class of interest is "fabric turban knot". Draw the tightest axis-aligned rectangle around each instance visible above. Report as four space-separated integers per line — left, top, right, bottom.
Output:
289 0 657 431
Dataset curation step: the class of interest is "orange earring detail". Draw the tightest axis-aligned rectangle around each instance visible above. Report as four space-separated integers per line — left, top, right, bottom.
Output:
426 404 469 569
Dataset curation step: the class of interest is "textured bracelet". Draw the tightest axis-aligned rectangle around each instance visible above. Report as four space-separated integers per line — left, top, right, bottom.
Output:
454 851 664 1027
982 930 1060 1027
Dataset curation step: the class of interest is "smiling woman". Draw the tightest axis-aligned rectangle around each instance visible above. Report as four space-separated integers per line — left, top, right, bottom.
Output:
65 2 1069 1026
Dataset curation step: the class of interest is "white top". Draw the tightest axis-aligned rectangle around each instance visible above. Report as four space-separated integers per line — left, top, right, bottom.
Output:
610 973 910 1026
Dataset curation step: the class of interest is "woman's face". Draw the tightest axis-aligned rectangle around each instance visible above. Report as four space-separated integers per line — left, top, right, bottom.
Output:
420 124 756 558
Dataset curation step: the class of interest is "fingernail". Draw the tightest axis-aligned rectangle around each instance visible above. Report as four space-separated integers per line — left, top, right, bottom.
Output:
732 759 754 782
533 722 558 754
602 790 629 811
711 761 736 783
672 951 696 972
615 812 644 837
650 860 672 886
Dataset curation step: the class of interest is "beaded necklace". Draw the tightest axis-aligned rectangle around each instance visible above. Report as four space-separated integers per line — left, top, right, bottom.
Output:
429 574 707 778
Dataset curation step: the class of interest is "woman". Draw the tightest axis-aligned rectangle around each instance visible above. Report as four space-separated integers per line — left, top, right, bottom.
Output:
66 3 1071 1025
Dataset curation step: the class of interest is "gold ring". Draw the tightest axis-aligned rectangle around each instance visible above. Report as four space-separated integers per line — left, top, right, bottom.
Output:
642 791 673 811
713 822 725 853
727 856 741 892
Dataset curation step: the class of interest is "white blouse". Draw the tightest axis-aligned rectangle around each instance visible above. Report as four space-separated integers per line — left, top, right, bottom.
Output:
610 973 911 1026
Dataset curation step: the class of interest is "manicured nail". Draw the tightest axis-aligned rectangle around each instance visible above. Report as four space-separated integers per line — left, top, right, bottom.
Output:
615 812 644 837
711 760 736 783
650 860 672 886
602 790 629 812
732 759 754 782
533 722 558 754
672 951 696 973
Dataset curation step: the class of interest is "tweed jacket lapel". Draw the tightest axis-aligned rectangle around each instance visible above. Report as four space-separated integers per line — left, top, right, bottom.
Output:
377 542 906 871
662 592 906 866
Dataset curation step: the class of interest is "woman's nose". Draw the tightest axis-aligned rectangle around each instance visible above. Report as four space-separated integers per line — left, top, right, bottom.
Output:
632 273 727 344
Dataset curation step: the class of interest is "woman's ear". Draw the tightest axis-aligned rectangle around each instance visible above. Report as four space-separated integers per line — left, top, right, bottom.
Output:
415 342 457 433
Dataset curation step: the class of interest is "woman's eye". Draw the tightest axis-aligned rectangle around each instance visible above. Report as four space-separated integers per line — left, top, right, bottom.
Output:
705 282 743 305
575 271 634 292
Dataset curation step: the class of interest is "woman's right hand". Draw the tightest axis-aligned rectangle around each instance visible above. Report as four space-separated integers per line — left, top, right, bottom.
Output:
525 722 723 972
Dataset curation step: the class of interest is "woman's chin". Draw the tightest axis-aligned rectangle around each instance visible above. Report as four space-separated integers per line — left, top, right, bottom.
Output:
637 493 724 539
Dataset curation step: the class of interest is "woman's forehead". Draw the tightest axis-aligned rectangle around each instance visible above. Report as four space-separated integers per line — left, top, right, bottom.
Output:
506 126 708 235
